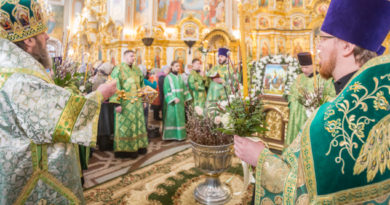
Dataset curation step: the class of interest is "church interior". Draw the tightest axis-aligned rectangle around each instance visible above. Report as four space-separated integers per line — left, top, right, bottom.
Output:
43 0 390 203
1 0 390 204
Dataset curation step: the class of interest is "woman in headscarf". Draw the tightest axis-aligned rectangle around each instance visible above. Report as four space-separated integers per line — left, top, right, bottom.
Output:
93 62 116 151
139 66 157 134
92 62 115 91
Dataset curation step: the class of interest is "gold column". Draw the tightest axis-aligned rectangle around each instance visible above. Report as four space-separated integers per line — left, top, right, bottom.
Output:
117 47 122 64
239 2 248 98
150 46 155 70
102 47 107 62
253 35 258 60
162 47 167 66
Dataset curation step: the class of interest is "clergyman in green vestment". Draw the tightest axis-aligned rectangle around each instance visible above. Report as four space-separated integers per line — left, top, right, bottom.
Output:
285 52 335 146
188 58 207 109
0 1 117 203
206 48 232 110
163 61 192 140
110 50 148 158
234 0 390 203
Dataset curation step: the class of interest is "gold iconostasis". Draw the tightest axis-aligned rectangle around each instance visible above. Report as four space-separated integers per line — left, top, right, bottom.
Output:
43 0 389 151
45 0 390 71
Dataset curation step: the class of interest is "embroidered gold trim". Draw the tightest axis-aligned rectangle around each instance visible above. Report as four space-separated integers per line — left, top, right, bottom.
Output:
90 91 103 147
333 55 390 99
0 68 53 84
13 169 42 205
41 144 48 171
52 94 86 143
40 172 80 204
312 178 390 204
302 55 390 203
255 148 271 204
13 171 80 205
353 114 390 182
30 143 39 169
282 150 299 204
10 24 47 41
115 133 148 142
16 143 81 204
301 112 318 200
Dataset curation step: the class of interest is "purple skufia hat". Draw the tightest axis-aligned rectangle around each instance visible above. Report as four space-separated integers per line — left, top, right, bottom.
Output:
321 0 390 55
218 48 229 57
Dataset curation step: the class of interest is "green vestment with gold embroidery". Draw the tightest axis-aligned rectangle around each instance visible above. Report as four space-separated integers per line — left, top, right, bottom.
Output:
163 73 192 140
285 73 336 146
188 70 207 109
0 39 103 204
109 63 148 152
255 55 390 204
206 64 232 109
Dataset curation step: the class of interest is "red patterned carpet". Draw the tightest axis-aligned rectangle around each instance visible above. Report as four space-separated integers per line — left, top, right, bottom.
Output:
83 149 252 205
83 138 189 189
83 109 190 189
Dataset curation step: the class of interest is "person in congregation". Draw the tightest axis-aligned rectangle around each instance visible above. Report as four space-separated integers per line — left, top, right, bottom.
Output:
162 61 192 140
285 52 335 146
0 1 117 203
188 58 207 109
234 0 390 203
93 62 116 152
205 48 233 110
109 50 148 159
181 64 192 87
140 66 157 136
150 68 164 121
157 65 171 120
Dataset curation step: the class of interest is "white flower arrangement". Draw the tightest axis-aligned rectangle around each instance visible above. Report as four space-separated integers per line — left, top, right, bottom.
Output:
212 77 267 136
221 113 232 129
79 85 85 92
253 55 301 96
214 116 222 125
194 106 204 116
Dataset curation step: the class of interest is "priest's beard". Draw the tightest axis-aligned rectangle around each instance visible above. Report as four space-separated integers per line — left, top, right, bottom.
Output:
171 71 178 75
31 39 52 69
319 51 336 80
218 59 227 65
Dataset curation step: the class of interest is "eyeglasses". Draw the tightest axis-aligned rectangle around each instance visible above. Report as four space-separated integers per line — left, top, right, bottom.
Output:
319 35 335 41
320 35 335 39
316 35 335 44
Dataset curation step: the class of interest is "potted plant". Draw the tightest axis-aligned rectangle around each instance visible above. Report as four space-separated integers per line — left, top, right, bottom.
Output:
186 63 267 205
212 61 267 138
186 106 234 205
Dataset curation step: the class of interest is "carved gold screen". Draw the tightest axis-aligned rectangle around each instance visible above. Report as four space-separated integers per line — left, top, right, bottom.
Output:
259 99 289 151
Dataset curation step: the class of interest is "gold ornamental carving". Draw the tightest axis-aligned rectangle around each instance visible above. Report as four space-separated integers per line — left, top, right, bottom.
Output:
258 100 289 151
